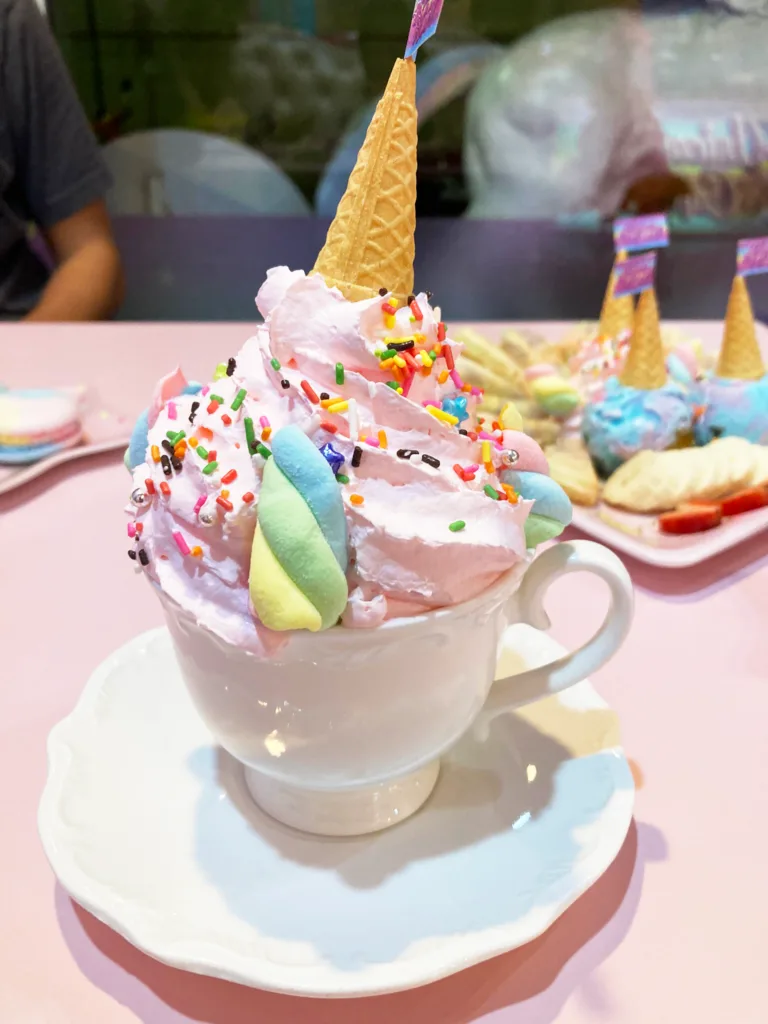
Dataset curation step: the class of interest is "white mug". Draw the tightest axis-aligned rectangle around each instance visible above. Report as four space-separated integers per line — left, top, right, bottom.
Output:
162 539 633 837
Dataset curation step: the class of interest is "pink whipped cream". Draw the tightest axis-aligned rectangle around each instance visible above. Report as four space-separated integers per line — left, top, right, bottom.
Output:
129 268 544 652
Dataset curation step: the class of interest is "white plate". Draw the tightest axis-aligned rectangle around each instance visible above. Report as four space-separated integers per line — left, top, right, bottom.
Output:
570 501 768 569
561 319 768 567
39 625 634 999
0 436 129 497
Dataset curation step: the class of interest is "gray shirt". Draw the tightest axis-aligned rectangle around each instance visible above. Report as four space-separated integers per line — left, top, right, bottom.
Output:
0 0 110 317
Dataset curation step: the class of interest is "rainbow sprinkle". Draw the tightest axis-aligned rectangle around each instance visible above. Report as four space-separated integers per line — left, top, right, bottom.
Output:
172 531 191 556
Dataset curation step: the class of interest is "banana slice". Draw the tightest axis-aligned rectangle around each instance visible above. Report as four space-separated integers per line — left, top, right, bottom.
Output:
499 329 533 367
452 328 527 391
545 447 600 506
603 441 758 513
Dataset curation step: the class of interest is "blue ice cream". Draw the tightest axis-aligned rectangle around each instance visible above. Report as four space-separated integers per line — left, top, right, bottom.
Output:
694 375 768 445
581 376 694 478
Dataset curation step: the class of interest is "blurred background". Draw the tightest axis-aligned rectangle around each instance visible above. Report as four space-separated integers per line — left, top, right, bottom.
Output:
47 0 768 321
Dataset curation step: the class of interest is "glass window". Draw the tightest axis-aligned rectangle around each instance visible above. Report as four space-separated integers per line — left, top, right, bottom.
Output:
49 0 768 322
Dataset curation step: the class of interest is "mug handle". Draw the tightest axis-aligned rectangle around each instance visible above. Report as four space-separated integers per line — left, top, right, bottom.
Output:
475 540 633 738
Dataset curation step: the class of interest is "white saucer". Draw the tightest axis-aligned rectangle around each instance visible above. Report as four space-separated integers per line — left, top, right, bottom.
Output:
39 624 634 998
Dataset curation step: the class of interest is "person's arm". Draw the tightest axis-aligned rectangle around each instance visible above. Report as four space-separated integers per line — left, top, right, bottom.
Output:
5 0 123 321
24 200 124 322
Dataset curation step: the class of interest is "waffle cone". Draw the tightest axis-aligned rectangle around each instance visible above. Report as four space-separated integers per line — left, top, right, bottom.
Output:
598 249 634 339
717 275 765 380
620 287 666 390
312 58 417 304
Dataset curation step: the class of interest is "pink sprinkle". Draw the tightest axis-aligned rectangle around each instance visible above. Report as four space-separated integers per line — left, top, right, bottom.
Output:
193 496 206 516
402 372 416 398
365 437 380 448
466 463 480 473
471 386 482 396
127 522 136 538
259 416 270 429
421 400 433 408
172 530 191 556
167 402 177 420
201 386 210 397
450 369 463 389
478 431 496 441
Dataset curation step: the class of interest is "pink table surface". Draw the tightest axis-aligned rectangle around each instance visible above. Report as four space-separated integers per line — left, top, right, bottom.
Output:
2 322 768 1024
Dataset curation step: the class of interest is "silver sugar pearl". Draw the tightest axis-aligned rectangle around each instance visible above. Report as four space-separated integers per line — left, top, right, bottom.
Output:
501 449 520 467
130 487 150 506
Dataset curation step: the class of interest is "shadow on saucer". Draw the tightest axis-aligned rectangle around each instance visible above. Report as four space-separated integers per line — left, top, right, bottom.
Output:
200 710 574 887
56 819 663 1024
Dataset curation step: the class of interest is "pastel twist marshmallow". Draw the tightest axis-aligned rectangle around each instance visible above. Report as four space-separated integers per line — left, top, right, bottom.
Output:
249 425 349 632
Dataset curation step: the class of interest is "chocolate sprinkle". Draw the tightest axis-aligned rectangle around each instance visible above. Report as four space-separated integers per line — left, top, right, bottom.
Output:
189 401 199 424
351 445 362 468
458 428 468 436
407 294 415 305
397 449 419 460
161 439 174 454
379 287 388 296
388 340 415 352
422 454 440 469
171 455 183 472
161 454 172 476
320 392 330 401
281 379 290 390
138 548 149 566
127 549 137 560
226 357 236 376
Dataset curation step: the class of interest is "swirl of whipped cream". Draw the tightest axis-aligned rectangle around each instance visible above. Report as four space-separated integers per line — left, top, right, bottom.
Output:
248 426 348 631
581 375 694 478
128 267 565 652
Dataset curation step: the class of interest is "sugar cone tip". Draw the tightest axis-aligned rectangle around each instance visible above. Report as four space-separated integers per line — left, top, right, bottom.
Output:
717 275 765 380
311 58 417 304
620 287 667 390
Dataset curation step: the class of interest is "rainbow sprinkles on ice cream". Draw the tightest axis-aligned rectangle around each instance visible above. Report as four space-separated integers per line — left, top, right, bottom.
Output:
124 27 572 649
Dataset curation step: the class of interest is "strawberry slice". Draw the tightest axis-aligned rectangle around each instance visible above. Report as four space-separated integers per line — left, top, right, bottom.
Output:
659 504 722 535
720 487 768 517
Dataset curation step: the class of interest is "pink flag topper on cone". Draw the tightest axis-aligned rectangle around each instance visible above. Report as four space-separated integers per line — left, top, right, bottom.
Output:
405 0 445 59
737 237 768 277
613 213 669 253
613 252 657 298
